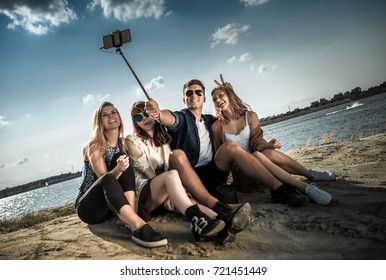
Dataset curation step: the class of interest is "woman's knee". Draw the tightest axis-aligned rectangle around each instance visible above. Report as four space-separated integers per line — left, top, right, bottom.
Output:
164 169 180 182
252 150 264 160
262 149 282 163
169 149 189 167
218 141 243 155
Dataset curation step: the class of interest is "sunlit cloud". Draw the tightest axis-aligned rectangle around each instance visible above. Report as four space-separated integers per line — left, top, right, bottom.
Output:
227 52 253 64
146 76 164 91
0 116 12 127
240 0 271 7
250 62 278 74
0 0 77 35
82 94 111 105
88 0 165 21
211 23 250 48
239 52 253 62
227 56 238 65
133 76 165 97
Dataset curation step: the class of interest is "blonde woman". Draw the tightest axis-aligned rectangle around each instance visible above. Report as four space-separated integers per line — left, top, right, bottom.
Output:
211 75 333 205
75 101 167 248
126 101 225 242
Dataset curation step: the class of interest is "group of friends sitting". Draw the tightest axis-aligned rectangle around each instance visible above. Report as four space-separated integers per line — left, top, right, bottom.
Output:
75 75 335 248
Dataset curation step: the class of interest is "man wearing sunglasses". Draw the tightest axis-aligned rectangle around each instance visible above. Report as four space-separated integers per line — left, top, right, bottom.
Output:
145 79 251 244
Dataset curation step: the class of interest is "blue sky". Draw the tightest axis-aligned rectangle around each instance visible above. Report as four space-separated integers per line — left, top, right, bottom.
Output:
0 0 385 189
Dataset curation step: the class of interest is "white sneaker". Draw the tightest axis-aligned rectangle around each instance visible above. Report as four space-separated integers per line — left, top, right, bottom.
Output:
305 183 332 205
310 169 336 181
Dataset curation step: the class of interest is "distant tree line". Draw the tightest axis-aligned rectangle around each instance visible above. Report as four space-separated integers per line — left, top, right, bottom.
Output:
261 81 386 126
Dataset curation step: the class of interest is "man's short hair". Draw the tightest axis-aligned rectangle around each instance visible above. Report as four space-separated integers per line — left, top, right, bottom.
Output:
182 79 205 95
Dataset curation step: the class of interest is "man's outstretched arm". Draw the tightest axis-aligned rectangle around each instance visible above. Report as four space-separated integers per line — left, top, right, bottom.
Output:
145 98 176 126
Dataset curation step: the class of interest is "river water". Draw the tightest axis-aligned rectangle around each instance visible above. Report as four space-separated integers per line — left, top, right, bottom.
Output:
1 93 385 220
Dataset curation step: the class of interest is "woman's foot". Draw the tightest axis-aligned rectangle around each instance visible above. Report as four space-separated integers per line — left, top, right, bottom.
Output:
131 224 168 248
305 183 332 205
185 204 225 241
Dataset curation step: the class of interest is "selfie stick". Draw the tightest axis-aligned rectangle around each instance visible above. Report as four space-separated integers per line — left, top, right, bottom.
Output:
101 29 151 101
116 47 151 101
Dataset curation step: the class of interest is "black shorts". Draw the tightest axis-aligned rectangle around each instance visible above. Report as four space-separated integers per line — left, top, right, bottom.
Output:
194 162 229 195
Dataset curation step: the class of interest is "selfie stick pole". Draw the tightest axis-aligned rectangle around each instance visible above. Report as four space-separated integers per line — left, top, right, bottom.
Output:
116 47 151 101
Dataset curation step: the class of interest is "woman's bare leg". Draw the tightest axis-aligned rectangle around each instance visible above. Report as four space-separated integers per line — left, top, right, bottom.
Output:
252 151 308 192
262 149 311 178
215 142 283 189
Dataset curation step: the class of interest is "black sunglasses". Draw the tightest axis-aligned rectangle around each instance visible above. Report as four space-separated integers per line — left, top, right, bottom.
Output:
133 111 149 122
185 89 203 97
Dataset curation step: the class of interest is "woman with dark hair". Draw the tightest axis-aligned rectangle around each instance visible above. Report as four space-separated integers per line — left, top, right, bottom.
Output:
126 101 225 241
211 75 334 205
75 101 167 248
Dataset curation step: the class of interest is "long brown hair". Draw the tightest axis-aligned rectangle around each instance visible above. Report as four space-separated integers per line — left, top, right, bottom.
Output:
211 86 251 120
130 101 172 147
83 101 125 160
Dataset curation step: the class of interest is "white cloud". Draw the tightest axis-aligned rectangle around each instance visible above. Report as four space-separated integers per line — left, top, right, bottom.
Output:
82 93 111 105
239 52 253 62
165 10 173 18
0 116 12 127
133 76 165 97
88 0 165 22
17 157 29 165
146 76 164 91
0 0 77 35
255 62 278 74
0 157 30 169
227 56 238 65
240 0 271 7
211 23 250 48
83 94 95 105
226 53 253 64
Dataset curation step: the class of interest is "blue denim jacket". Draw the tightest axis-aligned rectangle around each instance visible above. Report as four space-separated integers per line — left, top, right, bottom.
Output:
166 109 216 167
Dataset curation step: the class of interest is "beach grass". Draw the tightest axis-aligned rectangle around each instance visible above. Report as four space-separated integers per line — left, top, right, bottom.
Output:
0 203 75 234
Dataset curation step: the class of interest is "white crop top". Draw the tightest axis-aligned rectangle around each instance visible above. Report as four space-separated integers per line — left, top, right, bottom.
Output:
224 113 251 153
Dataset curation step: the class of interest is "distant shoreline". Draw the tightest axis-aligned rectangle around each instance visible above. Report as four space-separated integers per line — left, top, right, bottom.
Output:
260 83 386 126
261 98 352 126
0 172 81 199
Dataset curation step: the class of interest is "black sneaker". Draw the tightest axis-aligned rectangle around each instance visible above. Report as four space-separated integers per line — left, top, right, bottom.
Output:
271 184 308 206
214 202 251 244
131 224 168 248
190 216 225 241
185 204 225 241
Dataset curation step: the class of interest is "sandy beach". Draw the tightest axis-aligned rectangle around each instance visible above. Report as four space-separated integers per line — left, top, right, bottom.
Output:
1 134 385 260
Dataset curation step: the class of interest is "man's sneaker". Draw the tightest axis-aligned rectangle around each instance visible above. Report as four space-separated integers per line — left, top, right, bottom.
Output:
305 183 332 205
131 224 168 248
271 184 308 207
213 202 251 244
185 204 225 241
310 169 336 181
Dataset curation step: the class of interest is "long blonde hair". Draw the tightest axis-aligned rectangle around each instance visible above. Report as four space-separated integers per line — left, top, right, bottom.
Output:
83 101 125 161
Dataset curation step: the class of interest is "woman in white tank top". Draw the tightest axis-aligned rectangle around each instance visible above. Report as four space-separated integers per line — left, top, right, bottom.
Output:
210 75 334 206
